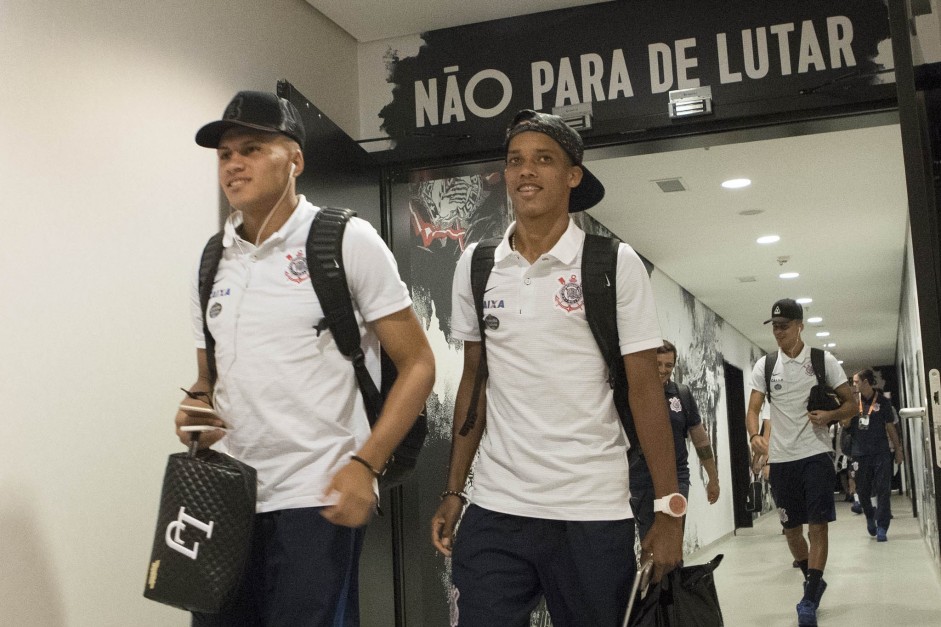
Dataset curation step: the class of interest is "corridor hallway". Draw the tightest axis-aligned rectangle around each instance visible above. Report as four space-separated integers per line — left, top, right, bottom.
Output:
690 495 941 626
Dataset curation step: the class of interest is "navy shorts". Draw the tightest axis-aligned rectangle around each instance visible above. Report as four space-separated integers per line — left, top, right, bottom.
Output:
192 507 364 627
451 504 635 627
769 452 837 529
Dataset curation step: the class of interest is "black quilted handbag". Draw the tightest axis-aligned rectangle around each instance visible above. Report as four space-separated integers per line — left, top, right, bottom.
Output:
143 446 256 613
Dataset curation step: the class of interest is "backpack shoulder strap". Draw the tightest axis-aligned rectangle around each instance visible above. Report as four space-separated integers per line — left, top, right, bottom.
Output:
458 238 500 436
764 350 778 402
307 207 360 355
470 239 501 340
198 231 225 387
581 234 639 452
810 347 827 387
306 207 383 425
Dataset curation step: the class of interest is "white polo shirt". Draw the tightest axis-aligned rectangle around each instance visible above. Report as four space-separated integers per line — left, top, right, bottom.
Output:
451 219 663 520
190 197 411 512
749 345 847 463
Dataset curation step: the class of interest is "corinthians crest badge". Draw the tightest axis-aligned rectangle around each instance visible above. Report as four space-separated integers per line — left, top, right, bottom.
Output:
285 250 309 284
554 274 584 313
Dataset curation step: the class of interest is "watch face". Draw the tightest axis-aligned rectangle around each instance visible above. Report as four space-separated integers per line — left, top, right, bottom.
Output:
669 494 686 515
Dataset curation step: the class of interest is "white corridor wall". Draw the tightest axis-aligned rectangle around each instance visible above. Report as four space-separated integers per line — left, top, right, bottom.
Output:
0 1 358 625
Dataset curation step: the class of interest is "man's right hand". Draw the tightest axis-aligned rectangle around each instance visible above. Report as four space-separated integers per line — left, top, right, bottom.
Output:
175 399 226 449
430 495 465 556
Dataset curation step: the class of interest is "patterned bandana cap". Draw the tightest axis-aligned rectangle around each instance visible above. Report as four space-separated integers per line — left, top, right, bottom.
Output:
504 109 605 212
196 91 306 149
763 298 803 324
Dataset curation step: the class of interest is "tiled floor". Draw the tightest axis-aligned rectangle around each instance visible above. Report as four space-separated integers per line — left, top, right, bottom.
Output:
687 495 941 626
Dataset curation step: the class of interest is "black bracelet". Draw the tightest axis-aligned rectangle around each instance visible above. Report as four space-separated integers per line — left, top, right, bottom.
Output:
440 490 468 505
350 455 383 477
749 433 761 442
180 387 212 402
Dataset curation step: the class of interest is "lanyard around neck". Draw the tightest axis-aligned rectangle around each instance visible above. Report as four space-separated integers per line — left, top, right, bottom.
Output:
858 391 879 416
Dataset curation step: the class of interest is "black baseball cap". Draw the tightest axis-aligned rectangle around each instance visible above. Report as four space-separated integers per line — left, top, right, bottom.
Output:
764 298 803 324
504 109 605 213
196 91 306 149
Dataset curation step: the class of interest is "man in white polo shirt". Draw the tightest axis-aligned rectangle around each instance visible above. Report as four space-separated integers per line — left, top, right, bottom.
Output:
746 298 855 627
174 91 435 627
430 110 682 627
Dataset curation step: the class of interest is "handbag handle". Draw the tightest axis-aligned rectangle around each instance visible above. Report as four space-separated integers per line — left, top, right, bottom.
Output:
179 425 225 457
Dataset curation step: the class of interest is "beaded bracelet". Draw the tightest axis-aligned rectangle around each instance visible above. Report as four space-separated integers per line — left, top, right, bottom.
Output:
440 490 468 505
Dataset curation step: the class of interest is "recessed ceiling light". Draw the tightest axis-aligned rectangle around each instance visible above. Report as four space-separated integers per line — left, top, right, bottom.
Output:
796 297 813 304
722 178 751 189
807 316 823 323
779 272 799 279
816 331 830 337
824 343 836 348
837 360 844 364
757 235 780 244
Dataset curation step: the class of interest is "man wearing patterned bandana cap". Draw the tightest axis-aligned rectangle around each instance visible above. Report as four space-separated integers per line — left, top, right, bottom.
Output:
431 109 682 626
175 90 435 627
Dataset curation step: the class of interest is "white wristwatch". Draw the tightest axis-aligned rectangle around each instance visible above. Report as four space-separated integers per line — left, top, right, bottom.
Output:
653 492 688 517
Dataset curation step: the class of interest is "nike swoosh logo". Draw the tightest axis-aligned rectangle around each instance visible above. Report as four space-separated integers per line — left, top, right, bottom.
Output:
484 286 498 294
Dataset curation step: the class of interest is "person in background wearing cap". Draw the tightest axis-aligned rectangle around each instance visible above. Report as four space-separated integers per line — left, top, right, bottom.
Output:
430 109 682 626
746 298 855 627
175 91 434 626
841 369 903 542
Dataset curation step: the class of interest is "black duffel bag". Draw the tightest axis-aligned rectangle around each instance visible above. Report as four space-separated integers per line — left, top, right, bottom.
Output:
625 554 725 627
144 444 256 614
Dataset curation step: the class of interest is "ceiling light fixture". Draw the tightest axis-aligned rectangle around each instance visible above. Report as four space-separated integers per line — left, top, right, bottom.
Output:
779 272 799 279
816 331 830 337
721 178 751 189
796 297 813 304
757 235 780 244
824 343 836 348
807 316 823 323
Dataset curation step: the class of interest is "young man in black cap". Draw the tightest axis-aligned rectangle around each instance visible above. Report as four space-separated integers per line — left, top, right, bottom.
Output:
175 91 434 626
746 298 855 627
430 109 682 626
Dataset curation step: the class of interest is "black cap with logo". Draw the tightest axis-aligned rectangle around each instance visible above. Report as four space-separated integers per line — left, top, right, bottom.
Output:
196 91 306 149
764 298 804 324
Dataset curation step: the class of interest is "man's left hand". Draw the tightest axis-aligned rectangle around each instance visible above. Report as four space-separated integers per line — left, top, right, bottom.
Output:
706 481 720 504
321 461 378 528
640 514 683 583
808 410 832 428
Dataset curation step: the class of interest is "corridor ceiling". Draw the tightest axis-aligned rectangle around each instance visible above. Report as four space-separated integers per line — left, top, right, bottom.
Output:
307 0 909 375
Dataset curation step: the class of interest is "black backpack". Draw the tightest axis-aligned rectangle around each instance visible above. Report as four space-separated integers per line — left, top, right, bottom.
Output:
763 347 840 414
460 234 641 454
197 207 427 490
